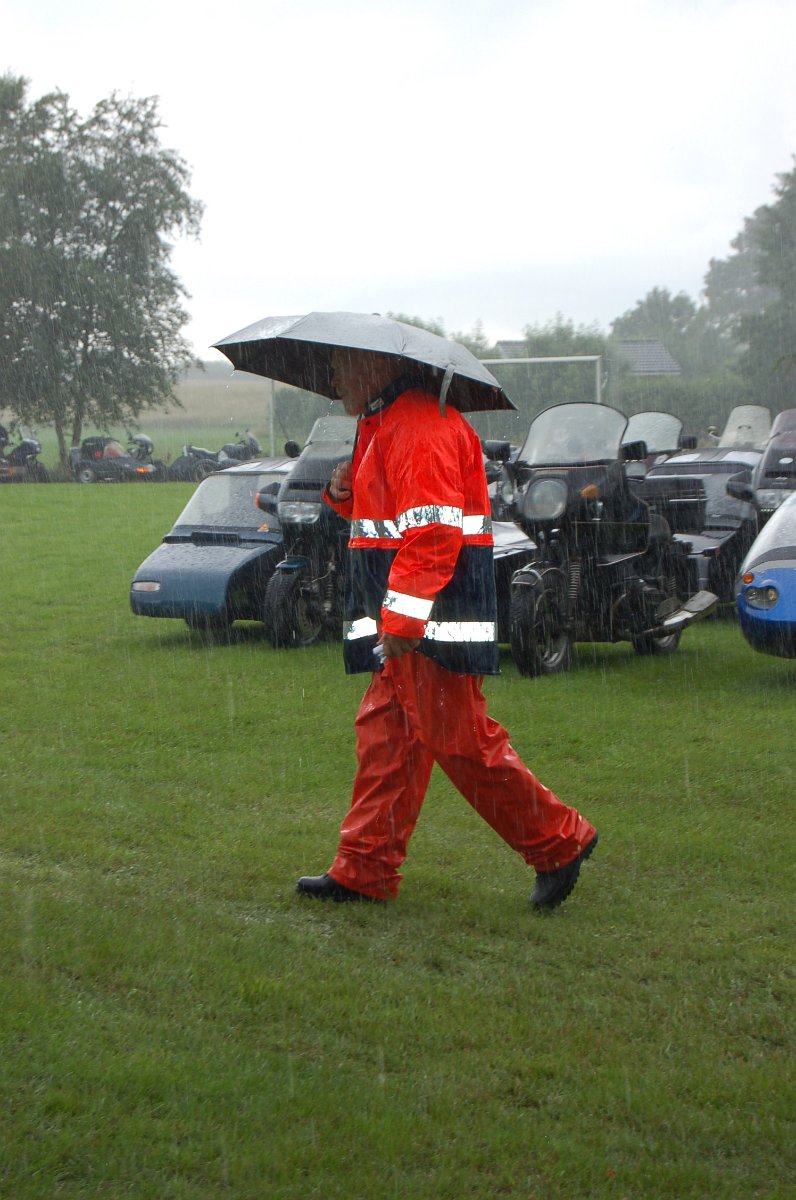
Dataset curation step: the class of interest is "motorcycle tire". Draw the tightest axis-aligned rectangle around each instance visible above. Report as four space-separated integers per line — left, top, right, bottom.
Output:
190 460 216 482
631 629 681 656
509 573 571 676
263 570 325 649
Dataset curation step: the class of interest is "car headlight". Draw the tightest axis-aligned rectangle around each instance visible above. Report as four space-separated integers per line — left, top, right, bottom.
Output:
519 477 568 520
278 501 323 524
743 583 779 609
132 581 161 592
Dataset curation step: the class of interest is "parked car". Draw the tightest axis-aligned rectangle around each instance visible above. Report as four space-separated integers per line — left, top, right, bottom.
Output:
130 457 295 631
636 446 761 605
734 491 796 658
71 435 165 483
749 408 796 524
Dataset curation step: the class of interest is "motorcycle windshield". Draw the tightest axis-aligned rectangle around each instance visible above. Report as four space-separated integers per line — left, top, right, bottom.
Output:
623 411 682 455
173 471 290 529
519 403 627 465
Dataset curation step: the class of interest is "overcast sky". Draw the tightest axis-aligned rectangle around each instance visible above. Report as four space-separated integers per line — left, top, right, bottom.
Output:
6 0 796 359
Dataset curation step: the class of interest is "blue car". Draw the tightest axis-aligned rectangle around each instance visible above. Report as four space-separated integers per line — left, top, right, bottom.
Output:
130 457 295 631
735 491 796 658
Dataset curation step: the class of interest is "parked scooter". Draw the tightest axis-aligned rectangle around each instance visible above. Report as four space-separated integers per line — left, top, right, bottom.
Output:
167 431 262 481
496 402 718 675
258 416 356 647
0 425 49 483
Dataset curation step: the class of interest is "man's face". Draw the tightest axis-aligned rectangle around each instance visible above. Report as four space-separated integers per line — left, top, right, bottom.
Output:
330 350 399 416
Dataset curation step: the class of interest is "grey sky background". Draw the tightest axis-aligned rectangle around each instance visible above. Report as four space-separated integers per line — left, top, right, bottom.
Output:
5 0 796 359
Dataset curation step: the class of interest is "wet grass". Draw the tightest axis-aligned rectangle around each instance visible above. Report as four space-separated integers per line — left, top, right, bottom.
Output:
1 485 794 1199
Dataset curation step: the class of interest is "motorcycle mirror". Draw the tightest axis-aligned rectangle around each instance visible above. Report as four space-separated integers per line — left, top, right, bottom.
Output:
256 488 279 513
284 440 302 458
621 440 648 462
726 477 756 505
481 439 513 463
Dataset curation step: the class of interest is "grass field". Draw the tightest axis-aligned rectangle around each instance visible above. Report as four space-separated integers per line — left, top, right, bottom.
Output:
1 484 794 1199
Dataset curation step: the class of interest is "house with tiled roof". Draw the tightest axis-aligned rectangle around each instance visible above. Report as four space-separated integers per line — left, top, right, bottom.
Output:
614 339 682 376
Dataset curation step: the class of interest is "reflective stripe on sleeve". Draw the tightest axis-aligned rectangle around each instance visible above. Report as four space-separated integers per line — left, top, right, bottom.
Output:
382 590 435 620
350 518 401 540
350 512 491 539
344 617 379 640
462 514 493 536
424 620 496 643
396 505 463 532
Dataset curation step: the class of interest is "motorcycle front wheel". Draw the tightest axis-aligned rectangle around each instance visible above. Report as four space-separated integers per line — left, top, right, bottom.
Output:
263 571 325 648
631 629 681 656
509 577 572 676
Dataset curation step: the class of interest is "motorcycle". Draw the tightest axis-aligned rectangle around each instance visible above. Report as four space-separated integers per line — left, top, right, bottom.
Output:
0 424 49 483
496 402 718 675
258 416 356 647
167 431 262 482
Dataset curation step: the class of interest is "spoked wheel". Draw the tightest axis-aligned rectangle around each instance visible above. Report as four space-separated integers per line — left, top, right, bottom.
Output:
509 572 571 676
262 571 325 648
632 628 682 656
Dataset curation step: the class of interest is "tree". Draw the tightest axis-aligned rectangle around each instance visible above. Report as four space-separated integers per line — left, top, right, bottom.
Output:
735 158 796 411
0 75 203 466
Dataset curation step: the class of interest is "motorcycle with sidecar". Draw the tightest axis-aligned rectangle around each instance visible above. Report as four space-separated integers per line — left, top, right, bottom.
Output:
0 424 49 482
495 402 718 675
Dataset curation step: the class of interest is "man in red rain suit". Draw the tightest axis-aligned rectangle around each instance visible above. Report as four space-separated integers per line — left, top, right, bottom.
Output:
296 349 597 910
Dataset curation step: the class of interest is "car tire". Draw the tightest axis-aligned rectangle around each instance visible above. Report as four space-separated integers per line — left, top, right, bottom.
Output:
509 570 571 676
76 465 97 484
263 570 325 648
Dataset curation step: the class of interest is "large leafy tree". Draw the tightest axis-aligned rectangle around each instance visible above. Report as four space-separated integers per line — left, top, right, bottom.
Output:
0 75 202 466
734 159 796 410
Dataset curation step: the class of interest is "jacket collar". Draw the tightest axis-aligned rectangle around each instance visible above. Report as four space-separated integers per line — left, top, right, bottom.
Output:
363 374 413 417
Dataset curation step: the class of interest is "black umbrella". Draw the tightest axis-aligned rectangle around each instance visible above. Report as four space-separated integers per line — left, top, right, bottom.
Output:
212 311 516 413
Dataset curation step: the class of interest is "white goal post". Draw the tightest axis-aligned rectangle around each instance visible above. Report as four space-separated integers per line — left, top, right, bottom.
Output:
482 355 604 405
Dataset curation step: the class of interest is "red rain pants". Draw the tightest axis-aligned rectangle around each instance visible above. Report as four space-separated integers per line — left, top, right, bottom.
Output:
328 653 596 900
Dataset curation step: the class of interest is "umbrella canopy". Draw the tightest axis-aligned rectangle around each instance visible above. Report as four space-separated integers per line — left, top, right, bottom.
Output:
212 312 516 413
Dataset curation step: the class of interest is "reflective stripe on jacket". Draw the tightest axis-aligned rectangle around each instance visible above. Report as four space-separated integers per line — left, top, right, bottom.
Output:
327 388 499 676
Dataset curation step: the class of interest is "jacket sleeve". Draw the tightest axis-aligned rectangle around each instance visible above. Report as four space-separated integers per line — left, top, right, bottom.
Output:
322 487 353 520
379 414 465 639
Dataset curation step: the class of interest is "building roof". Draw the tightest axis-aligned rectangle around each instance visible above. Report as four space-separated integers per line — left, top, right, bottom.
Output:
615 339 682 376
494 340 528 359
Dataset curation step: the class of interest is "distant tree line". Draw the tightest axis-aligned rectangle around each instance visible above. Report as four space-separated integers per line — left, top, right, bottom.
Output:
1 71 794 453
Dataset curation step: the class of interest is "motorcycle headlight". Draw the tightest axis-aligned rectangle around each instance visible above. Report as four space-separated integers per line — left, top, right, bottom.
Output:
278 501 323 524
756 489 786 512
519 477 568 520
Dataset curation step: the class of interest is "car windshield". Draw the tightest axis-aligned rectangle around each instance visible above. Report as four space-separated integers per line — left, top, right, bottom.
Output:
623 411 682 453
174 471 288 528
742 494 796 568
519 403 627 465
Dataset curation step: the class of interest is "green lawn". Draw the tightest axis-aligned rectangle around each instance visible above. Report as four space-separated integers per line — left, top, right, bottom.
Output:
1 484 794 1198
